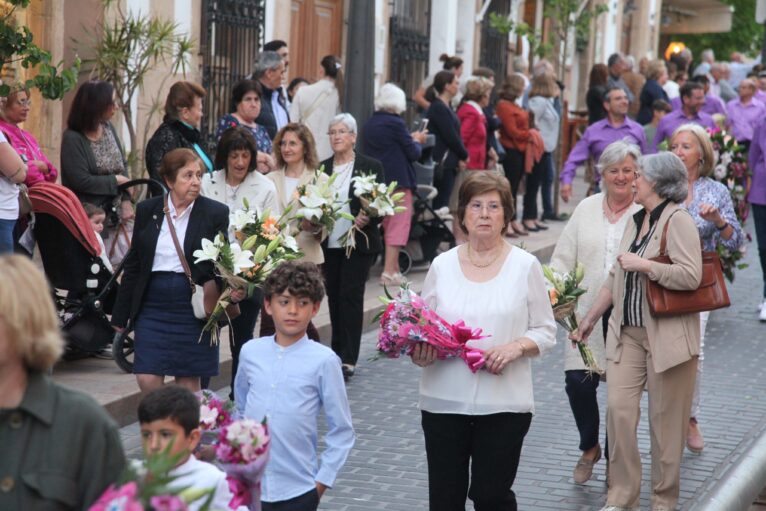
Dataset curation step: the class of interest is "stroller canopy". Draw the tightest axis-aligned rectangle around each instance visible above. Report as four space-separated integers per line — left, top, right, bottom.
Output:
28 183 101 257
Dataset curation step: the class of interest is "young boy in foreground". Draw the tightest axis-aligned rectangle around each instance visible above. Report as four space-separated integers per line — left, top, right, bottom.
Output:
138 385 239 511
235 261 355 511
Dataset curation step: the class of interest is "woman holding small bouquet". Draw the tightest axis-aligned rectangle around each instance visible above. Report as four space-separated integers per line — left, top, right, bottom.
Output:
572 152 702 511
549 140 641 484
262 123 326 340
670 123 743 454
411 171 556 511
202 126 279 395
320 113 385 381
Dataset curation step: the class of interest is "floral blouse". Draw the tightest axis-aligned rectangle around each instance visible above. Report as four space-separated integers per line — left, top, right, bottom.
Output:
215 114 272 154
682 177 744 252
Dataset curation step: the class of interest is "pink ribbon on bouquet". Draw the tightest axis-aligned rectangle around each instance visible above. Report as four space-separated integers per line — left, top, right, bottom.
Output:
227 477 252 509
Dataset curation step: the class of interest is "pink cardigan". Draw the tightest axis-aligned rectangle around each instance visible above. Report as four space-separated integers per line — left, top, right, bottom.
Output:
0 119 58 186
457 102 488 170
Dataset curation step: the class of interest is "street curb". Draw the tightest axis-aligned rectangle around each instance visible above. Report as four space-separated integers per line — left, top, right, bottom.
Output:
104 242 556 427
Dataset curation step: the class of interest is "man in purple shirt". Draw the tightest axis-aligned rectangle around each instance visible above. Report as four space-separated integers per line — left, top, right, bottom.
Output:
669 76 726 117
727 78 766 147
651 82 716 153
747 120 766 319
560 86 646 202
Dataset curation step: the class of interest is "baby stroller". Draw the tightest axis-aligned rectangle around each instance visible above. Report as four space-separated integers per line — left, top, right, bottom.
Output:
29 180 163 372
398 134 455 275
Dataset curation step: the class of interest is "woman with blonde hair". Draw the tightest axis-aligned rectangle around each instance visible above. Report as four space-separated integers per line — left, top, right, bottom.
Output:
0 255 125 509
637 60 669 125
670 123 743 454
457 77 493 171
528 73 561 227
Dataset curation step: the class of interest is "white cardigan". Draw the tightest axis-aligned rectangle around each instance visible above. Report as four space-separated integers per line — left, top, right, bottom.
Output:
549 193 640 372
289 79 340 162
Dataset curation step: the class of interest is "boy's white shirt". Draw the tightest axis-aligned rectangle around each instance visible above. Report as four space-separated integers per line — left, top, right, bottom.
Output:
168 456 246 511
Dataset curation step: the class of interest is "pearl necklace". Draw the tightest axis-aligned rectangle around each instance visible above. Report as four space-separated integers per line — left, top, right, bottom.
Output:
467 243 503 268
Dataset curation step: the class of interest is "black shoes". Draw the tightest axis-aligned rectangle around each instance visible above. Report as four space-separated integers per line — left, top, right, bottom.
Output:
341 364 355 382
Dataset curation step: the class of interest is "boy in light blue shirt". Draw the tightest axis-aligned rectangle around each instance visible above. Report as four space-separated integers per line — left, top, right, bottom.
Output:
235 261 354 511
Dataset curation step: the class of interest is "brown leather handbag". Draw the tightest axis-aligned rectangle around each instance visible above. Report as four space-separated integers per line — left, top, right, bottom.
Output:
645 212 730 316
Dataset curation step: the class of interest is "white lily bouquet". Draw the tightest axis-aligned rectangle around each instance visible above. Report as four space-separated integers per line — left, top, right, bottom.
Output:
194 200 303 344
294 167 355 233
338 174 406 256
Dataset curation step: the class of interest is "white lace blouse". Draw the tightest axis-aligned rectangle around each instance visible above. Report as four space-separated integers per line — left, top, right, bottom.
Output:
419 245 557 415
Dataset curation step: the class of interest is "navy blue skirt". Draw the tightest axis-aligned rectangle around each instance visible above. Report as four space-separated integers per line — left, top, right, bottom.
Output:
133 272 217 377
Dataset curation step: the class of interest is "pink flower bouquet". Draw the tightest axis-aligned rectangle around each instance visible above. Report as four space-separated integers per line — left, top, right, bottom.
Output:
374 285 488 372
216 419 271 511
196 389 237 446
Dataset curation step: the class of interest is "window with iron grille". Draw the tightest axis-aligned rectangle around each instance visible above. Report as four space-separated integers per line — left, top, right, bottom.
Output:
389 0 431 125
479 0 510 83
200 0 265 153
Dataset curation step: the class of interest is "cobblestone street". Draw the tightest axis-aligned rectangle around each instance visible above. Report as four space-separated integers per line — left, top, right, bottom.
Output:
121 224 766 510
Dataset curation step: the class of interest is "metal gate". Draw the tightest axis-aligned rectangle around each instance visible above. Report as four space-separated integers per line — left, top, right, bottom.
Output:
200 0 265 151
389 0 431 125
479 0 510 82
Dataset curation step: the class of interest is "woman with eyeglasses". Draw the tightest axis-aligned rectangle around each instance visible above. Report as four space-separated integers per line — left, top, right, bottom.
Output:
320 113 385 382
411 171 556 511
0 87 57 187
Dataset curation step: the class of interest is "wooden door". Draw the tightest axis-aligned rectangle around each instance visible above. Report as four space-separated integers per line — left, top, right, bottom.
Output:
289 0 343 82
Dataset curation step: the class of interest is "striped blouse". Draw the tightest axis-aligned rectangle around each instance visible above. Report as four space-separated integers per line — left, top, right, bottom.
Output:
622 201 670 327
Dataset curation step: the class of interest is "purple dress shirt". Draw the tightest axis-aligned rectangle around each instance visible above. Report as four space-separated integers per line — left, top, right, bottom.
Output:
670 95 727 117
756 90 766 104
748 122 766 205
650 109 716 153
560 117 647 185
726 98 766 142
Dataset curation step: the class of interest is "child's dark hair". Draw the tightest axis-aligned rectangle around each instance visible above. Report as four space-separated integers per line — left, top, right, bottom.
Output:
263 261 325 303
138 385 200 435
82 202 105 218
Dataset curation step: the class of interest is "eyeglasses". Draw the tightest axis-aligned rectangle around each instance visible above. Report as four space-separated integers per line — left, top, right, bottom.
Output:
328 129 351 137
468 201 502 213
13 99 31 108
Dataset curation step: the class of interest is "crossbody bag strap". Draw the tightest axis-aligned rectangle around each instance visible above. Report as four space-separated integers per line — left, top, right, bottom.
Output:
658 209 689 257
163 195 195 292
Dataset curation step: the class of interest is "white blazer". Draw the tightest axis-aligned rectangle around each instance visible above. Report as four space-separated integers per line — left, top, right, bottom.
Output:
289 79 339 162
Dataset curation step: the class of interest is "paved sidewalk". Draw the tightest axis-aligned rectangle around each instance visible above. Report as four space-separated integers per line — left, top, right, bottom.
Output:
118 213 766 510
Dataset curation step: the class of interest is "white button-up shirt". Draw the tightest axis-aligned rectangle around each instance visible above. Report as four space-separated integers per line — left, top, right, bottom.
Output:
151 199 195 273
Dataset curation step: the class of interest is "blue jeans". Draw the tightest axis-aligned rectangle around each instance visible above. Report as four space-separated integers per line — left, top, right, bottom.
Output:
752 203 766 297
0 218 16 254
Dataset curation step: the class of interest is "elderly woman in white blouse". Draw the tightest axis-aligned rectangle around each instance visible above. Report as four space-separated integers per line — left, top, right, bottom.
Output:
201 125 278 396
550 140 641 485
412 171 556 511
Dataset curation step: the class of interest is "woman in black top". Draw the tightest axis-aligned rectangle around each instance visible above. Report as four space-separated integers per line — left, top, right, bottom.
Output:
426 70 469 211
586 64 609 125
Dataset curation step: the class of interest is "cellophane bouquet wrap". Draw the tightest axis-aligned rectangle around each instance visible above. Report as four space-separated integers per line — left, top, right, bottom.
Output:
373 284 487 372
89 452 216 511
196 389 237 447
708 125 750 282
216 419 271 511
293 167 354 233
337 173 406 256
194 201 302 345
543 263 603 375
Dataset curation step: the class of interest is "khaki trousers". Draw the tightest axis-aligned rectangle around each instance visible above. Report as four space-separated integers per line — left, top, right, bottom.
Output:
606 326 697 510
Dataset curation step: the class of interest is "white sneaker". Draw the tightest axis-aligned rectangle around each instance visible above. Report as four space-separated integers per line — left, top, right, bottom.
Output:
759 299 766 321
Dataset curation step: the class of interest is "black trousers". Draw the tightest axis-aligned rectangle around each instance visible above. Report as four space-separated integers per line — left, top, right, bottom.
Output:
262 489 319 511
201 290 262 394
421 410 532 511
522 158 544 220
322 248 375 366
564 307 612 453
502 148 524 220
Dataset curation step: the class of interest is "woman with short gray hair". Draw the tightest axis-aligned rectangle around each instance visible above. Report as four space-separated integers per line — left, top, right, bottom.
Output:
550 139 641 485
321 113 386 380
573 151 703 510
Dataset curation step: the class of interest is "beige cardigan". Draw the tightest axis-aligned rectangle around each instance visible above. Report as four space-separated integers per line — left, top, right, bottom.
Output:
550 193 641 371
603 202 703 374
267 167 328 265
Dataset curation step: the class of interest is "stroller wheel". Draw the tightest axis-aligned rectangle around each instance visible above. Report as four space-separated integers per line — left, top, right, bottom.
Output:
398 250 412 276
112 329 135 374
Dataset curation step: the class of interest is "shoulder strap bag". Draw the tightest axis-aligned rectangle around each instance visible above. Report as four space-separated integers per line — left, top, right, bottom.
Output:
645 211 730 316
163 196 239 321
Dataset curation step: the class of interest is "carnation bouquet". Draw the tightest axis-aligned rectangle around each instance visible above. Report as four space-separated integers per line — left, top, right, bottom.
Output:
194 202 302 344
337 173 406 256
373 284 487 373
89 451 215 511
216 419 271 511
542 263 602 375
293 167 355 232
708 126 750 282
